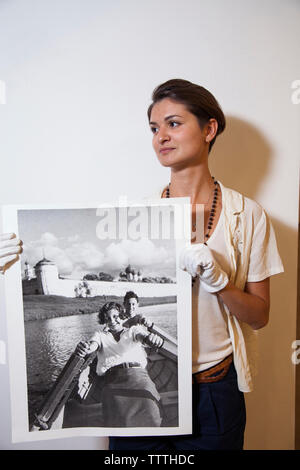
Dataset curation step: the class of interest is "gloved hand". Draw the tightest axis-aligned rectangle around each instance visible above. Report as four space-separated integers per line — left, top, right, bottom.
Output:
0 233 23 274
179 243 229 293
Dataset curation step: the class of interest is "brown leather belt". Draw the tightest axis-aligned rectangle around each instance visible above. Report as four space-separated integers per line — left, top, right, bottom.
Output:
192 354 233 384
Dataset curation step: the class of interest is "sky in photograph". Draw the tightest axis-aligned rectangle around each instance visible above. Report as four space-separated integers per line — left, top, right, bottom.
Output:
18 205 177 280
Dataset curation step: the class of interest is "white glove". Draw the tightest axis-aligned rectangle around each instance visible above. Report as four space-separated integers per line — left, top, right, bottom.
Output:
0 233 23 274
179 243 229 293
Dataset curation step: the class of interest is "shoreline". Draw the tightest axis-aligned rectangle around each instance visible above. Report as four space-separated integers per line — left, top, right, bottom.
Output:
23 294 177 322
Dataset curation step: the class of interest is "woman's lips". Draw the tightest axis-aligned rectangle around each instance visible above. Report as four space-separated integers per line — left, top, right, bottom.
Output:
160 147 175 154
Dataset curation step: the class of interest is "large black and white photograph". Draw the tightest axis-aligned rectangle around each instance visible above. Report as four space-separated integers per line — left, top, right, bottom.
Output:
2 199 192 442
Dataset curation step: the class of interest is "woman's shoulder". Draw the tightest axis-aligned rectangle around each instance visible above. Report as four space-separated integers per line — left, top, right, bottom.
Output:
243 195 266 216
220 182 267 222
89 329 104 344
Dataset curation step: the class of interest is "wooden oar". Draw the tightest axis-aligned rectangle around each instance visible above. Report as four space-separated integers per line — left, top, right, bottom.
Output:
31 351 97 431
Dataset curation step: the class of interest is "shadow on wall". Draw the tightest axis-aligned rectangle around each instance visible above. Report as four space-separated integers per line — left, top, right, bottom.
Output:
210 116 297 450
244 218 296 450
210 116 272 198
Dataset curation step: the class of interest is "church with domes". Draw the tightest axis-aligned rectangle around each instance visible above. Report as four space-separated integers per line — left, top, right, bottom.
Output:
119 264 142 282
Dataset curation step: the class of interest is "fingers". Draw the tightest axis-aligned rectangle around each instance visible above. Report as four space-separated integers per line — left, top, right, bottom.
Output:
141 316 153 328
156 337 164 348
75 341 90 357
0 233 16 242
179 243 213 277
0 254 20 273
179 248 198 277
0 238 22 249
0 233 23 258
0 244 23 258
0 233 23 273
179 247 190 272
146 333 163 348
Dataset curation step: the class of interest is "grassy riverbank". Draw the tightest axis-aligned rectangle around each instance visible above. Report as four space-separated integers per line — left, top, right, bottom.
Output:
23 295 176 321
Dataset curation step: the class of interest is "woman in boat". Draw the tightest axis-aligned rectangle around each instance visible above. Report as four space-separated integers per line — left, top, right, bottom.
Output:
109 78 284 450
76 301 164 427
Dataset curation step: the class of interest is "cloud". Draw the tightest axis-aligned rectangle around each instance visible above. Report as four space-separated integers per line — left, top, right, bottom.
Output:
103 238 175 276
22 232 175 279
66 234 80 243
22 232 104 276
104 242 130 268
39 232 58 246
65 242 104 271
22 234 74 275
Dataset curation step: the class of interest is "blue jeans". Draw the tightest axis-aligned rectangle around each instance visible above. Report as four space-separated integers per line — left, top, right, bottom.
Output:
109 362 246 451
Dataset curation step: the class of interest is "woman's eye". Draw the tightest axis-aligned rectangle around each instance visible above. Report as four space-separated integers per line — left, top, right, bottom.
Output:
169 121 179 128
150 127 158 134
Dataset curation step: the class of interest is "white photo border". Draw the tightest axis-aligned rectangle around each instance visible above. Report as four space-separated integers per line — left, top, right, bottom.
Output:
2 197 192 443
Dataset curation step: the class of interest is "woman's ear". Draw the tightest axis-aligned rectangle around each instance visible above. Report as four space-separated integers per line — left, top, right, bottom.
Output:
205 118 218 143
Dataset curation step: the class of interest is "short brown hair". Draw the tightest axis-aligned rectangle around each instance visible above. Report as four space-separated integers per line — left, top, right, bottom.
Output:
147 79 226 153
98 301 123 324
123 291 139 304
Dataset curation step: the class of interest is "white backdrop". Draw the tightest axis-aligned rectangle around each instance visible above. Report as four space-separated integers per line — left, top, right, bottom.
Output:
0 0 299 450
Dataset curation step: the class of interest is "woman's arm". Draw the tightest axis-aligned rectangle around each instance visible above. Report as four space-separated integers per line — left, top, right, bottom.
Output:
217 278 270 330
180 243 270 330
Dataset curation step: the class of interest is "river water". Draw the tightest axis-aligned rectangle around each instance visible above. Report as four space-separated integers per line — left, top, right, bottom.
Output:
25 303 177 426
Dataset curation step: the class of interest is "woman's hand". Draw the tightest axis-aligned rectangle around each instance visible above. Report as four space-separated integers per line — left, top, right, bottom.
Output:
179 243 270 330
75 341 97 357
0 233 23 274
137 314 154 329
143 333 164 349
122 314 154 329
179 243 229 293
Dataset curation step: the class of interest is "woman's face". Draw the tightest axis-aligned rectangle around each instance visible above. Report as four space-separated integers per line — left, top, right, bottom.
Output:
105 309 123 333
149 98 208 169
124 297 139 317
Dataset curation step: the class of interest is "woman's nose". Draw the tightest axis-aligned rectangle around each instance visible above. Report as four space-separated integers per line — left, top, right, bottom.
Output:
158 129 170 144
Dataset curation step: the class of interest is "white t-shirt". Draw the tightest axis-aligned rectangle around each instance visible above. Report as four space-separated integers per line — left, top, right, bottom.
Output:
192 195 283 373
90 325 148 376
149 182 284 389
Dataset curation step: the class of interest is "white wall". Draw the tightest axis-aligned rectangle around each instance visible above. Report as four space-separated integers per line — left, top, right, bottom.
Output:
0 0 299 450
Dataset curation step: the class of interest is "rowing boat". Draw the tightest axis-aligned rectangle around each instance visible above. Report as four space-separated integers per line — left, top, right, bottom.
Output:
31 324 178 430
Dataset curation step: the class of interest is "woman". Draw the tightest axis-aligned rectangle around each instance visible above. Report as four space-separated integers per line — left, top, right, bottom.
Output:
109 79 284 450
76 301 163 427
1 79 284 449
